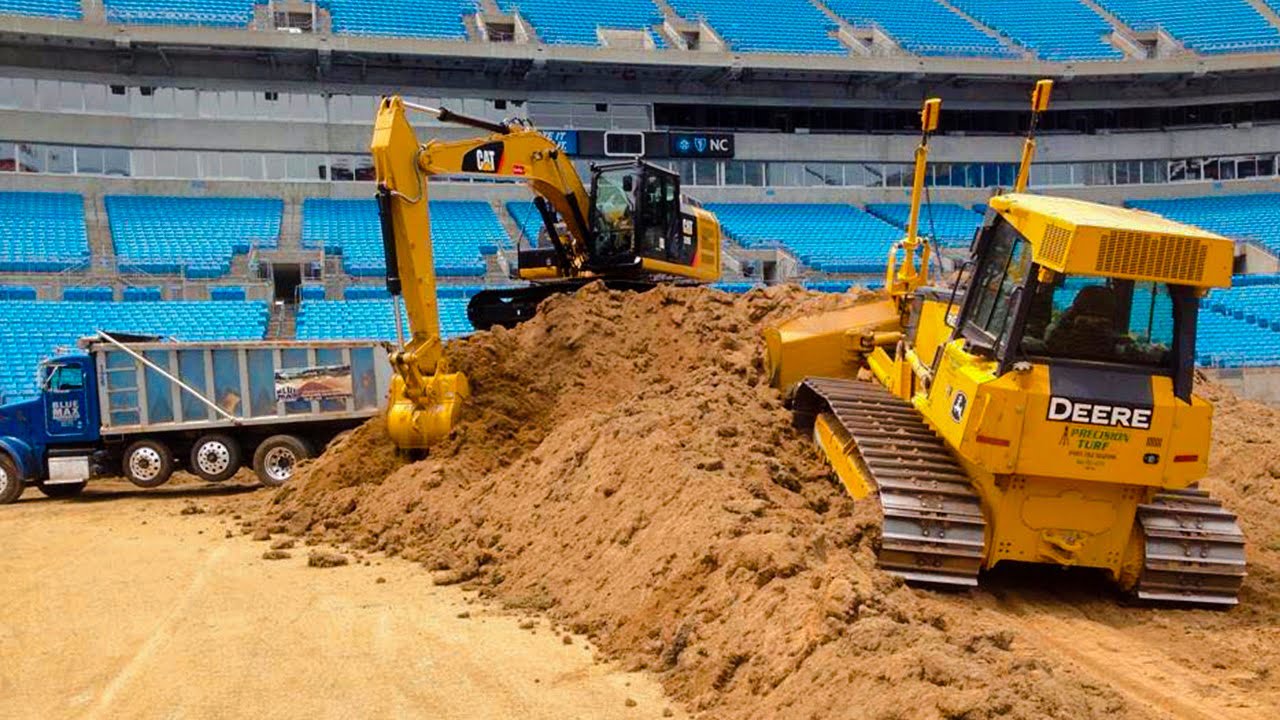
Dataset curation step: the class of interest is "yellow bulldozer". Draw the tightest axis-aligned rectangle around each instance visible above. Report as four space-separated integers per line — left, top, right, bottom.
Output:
766 81 1248 607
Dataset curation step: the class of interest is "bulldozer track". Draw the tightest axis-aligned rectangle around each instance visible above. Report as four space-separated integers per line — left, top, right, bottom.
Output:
1136 488 1247 607
794 378 987 588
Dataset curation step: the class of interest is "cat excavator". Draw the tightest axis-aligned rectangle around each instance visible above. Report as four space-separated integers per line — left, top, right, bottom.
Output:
369 95 721 449
765 81 1248 606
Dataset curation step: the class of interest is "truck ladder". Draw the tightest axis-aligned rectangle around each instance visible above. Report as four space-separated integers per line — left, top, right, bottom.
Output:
794 378 987 588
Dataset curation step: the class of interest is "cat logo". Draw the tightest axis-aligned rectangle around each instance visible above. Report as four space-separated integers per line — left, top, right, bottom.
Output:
462 142 504 174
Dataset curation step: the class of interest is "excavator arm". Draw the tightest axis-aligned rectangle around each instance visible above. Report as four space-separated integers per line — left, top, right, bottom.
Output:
370 95 470 449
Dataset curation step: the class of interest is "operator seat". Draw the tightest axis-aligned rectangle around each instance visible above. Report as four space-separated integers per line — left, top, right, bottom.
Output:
1044 285 1119 360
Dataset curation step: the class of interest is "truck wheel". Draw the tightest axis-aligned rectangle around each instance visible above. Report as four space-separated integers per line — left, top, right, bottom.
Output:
189 434 242 483
123 439 174 488
37 482 87 499
0 454 24 504
253 435 312 488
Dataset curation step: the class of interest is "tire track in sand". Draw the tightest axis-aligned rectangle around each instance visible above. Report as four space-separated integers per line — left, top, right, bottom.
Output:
997 595 1270 720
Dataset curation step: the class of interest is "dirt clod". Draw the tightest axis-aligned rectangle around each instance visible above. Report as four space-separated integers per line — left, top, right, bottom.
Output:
307 550 349 568
262 550 291 561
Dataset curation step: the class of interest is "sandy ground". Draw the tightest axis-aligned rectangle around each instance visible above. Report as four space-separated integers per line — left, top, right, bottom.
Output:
0 479 684 720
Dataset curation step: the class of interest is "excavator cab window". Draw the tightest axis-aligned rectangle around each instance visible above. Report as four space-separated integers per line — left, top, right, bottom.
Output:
958 220 1033 355
589 165 638 264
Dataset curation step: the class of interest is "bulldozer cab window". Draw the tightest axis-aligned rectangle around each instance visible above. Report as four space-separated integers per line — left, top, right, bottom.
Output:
590 166 637 260
1020 277 1174 367
964 222 1033 351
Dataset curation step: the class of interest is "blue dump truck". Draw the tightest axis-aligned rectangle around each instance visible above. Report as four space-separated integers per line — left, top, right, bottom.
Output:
0 333 391 504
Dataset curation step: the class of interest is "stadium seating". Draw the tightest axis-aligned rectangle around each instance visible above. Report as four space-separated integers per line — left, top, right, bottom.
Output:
63 286 115 302
865 203 982 248
665 0 846 54
823 0 1017 58
302 199 507 277
1093 0 1280 54
1125 194 1280 256
498 0 663 45
318 0 473 39
105 196 281 278
946 0 1125 61
0 300 269 401
210 285 248 301
0 286 38 301
0 192 90 273
507 201 545 246
297 293 477 342
104 0 256 27
0 0 81 19
707 203 900 273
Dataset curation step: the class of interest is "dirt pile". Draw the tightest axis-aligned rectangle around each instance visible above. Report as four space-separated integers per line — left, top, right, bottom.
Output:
265 284 1137 720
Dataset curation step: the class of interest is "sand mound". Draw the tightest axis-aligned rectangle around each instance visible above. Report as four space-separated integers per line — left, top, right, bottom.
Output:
265 284 1151 719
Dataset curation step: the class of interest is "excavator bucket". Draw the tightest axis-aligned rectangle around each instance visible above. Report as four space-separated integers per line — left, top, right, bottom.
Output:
386 370 470 450
763 294 901 393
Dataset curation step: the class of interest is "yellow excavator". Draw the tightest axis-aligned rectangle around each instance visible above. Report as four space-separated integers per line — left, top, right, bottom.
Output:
368 95 721 448
766 81 1248 606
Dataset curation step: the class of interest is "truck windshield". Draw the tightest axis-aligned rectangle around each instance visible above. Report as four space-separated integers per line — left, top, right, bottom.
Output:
1020 277 1173 367
43 364 85 391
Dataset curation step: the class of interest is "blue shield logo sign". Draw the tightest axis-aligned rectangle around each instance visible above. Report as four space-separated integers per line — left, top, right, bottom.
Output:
694 137 708 153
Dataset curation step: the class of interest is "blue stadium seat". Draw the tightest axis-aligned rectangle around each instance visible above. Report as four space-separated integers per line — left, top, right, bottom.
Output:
105 195 281 278
946 0 1125 61
0 300 269 401
0 192 90 273
211 285 248 301
0 0 81 19
865 203 983 248
824 0 1019 58
63 286 115 302
318 0 474 39
297 292 481 343
1093 0 1280 54
1125 194 1280 256
498 0 663 45
507 201 546 247
302 198 507 277
706 203 900 273
665 0 846 54
104 0 256 27
0 285 38 301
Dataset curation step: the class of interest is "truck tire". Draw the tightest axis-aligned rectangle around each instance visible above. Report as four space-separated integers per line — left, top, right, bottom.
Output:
0 454 24 505
189 434 242 483
253 435 312 488
123 439 175 488
37 481 87 499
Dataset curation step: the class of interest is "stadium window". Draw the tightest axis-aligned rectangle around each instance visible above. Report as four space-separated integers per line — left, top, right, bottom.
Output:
103 148 130 177
0 141 13 172
264 92 279 102
8 79 35 109
152 88 176 116
330 156 355 182
15 144 41 173
35 80 59 110
57 82 83 112
595 103 608 113
354 156 374 182
76 147 104 175
47 146 74 174
265 154 288 180
82 83 106 114
174 89 197 118
173 153 198 179
242 153 265 181
1260 156 1276 177
1219 159 1236 181
1236 157 1257 180
198 151 220 178
220 152 244 178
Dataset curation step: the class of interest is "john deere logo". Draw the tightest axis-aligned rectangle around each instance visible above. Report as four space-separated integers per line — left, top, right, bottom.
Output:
950 392 968 423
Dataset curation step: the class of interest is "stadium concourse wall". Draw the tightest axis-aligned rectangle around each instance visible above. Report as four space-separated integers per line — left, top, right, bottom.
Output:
1204 366 1280 405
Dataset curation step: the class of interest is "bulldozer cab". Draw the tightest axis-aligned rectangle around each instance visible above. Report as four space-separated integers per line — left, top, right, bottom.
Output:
587 160 688 271
944 195 1235 402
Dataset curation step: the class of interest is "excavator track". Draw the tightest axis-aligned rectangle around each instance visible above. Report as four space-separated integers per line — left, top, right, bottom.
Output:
794 377 987 588
1136 488 1246 607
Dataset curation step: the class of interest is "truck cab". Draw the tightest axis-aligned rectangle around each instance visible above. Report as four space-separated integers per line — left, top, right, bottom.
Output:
0 353 101 503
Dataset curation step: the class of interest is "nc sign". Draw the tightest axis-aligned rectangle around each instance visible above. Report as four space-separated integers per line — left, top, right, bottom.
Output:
545 130 579 155
671 133 734 158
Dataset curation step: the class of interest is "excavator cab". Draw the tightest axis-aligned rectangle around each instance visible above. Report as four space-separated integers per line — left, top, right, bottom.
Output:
587 161 686 270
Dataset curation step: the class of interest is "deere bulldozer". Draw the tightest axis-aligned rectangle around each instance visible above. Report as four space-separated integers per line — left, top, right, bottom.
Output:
766 81 1247 607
